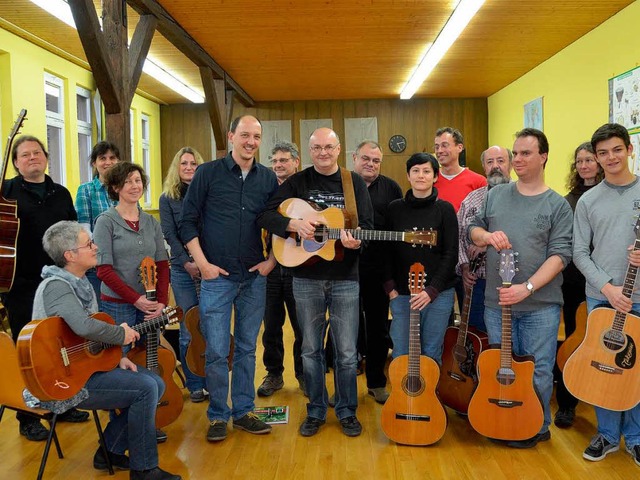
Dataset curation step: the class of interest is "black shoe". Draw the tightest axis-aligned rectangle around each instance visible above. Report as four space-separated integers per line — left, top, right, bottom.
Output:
189 389 206 403
233 412 272 434
19 421 49 441
207 420 228 442
583 434 619 461
58 408 90 423
339 416 362 437
299 416 325 437
626 444 640 466
129 466 181 480
554 408 575 428
156 429 167 444
93 447 130 471
507 430 551 449
257 374 284 397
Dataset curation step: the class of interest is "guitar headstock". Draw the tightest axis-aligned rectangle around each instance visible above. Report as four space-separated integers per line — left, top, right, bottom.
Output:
470 251 486 274
499 249 516 286
408 262 426 295
634 215 640 240
404 228 438 247
3 109 28 179
164 306 183 325
139 256 157 293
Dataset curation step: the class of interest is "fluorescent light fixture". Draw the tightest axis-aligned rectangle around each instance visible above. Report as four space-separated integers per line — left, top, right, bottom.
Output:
28 0 205 103
400 0 485 99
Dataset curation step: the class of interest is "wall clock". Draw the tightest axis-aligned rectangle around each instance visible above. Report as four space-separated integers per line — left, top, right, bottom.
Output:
388 134 407 153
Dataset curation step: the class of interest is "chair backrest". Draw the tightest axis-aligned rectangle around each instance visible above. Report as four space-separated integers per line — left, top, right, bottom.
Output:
0 331 42 413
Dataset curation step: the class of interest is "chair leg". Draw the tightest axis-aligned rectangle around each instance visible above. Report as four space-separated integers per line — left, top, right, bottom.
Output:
37 414 61 480
93 410 114 475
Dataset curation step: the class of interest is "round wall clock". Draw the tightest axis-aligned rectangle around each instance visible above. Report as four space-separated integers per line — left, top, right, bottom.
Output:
388 134 407 153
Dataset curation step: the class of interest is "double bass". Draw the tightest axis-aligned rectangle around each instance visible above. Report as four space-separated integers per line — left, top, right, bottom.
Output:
0 109 26 293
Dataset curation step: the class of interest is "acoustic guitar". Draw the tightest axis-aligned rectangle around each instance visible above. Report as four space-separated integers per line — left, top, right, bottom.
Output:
127 257 183 428
556 301 587 371
16 307 181 401
564 218 640 411
0 109 26 293
467 249 544 440
437 253 489 414
381 262 447 445
272 198 437 267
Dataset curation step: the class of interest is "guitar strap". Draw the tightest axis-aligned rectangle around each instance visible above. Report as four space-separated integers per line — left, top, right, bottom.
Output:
340 167 358 229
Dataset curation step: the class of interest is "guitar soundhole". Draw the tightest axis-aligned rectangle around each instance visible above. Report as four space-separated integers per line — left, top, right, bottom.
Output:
602 329 626 352
402 374 425 396
313 225 329 242
496 367 515 386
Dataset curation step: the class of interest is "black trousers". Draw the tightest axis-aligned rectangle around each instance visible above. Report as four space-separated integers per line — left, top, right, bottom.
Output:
358 275 391 389
555 281 583 410
261 265 303 378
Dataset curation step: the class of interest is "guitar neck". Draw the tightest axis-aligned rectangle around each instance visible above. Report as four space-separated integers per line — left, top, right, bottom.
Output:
613 238 640 331
145 289 159 370
327 228 408 241
408 297 421 375
456 284 474 346
500 284 513 370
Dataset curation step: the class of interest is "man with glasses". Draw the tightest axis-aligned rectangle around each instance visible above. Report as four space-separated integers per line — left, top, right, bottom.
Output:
352 140 402 404
257 142 304 397
258 128 373 437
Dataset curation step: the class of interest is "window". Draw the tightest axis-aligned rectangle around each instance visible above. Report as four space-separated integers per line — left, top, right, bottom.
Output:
77 86 93 183
141 114 151 206
129 109 135 164
44 73 65 184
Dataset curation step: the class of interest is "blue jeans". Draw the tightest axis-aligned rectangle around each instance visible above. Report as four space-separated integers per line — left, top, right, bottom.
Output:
586 297 640 447
200 273 266 422
468 278 486 332
170 265 206 393
293 278 359 421
77 366 164 471
484 304 560 434
389 288 455 364
101 301 146 354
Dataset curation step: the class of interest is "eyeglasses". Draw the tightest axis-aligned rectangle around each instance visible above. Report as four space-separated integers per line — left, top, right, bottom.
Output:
68 239 95 252
310 144 339 154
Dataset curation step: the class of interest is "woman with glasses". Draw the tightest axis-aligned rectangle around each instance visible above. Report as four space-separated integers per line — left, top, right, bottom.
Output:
159 147 207 402
33 220 180 480
75 141 120 306
554 142 603 428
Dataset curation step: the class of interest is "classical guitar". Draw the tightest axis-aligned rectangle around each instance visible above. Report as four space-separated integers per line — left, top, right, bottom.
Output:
16 307 182 401
564 218 640 411
0 109 26 293
381 262 447 445
437 253 489 414
127 257 183 428
467 249 544 440
184 277 234 377
556 301 587 371
272 198 437 267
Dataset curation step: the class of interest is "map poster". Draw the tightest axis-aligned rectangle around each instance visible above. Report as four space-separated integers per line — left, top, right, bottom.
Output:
609 66 640 134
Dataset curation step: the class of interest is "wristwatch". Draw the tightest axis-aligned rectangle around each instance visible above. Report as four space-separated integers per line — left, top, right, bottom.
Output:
525 281 535 296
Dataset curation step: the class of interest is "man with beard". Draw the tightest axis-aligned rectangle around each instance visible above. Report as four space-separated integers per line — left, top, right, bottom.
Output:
456 146 513 331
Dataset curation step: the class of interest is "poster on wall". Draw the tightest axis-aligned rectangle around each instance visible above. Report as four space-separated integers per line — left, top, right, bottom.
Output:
630 133 640 175
524 97 543 130
609 66 640 134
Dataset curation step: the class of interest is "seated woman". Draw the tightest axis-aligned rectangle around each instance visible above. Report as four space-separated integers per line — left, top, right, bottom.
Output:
34 220 180 480
384 153 458 363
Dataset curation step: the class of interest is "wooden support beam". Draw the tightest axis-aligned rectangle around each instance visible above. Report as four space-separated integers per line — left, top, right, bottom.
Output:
127 0 254 107
199 67 229 151
127 14 158 106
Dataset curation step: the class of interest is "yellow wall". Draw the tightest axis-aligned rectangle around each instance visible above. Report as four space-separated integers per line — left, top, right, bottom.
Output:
488 1 640 195
0 27 162 209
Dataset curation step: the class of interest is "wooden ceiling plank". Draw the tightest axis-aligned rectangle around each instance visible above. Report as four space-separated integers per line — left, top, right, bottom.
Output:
127 13 158 106
126 0 254 107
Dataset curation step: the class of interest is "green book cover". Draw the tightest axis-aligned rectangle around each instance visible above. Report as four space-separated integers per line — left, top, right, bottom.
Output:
253 405 289 424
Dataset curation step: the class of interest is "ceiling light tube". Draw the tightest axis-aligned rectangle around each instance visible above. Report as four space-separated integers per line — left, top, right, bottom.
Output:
400 0 485 99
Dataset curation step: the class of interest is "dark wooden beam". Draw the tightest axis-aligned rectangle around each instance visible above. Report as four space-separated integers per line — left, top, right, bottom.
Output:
200 67 228 150
127 14 158 106
126 0 254 107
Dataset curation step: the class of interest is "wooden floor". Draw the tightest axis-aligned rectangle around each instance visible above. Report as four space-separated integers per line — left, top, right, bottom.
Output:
1 321 638 480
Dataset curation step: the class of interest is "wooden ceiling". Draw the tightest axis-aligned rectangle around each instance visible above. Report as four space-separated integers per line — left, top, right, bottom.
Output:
0 0 634 104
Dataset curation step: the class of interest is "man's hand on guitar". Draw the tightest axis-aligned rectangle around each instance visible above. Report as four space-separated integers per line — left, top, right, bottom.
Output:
410 290 432 311
144 303 165 320
628 245 640 267
497 284 529 306
134 296 160 315
602 283 633 313
118 357 138 372
340 229 361 250
199 261 229 280
288 218 316 240
484 231 511 251
121 322 140 345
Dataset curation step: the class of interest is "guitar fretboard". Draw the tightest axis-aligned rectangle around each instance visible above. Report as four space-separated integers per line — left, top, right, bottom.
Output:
500 296 513 370
314 226 437 245
613 237 640 332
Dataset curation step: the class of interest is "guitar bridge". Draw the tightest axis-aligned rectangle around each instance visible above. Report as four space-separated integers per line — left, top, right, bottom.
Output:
395 413 431 422
488 398 523 408
590 360 623 375
447 371 467 382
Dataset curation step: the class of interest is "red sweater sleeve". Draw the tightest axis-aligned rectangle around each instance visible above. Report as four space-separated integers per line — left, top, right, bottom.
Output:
156 260 169 306
96 264 141 304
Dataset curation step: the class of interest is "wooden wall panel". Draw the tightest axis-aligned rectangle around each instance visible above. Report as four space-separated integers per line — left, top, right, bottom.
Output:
160 97 488 193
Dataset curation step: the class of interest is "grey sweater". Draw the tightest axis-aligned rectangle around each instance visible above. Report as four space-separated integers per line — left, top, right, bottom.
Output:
573 177 640 303
468 182 573 311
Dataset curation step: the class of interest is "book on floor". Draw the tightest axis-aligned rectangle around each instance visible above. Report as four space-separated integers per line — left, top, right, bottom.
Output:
253 405 289 424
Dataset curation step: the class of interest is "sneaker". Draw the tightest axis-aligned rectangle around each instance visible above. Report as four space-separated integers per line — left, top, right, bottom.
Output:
233 412 272 434
156 429 168 444
257 374 284 397
328 394 335 408
189 389 206 403
625 444 640 466
93 447 130 471
339 416 362 437
129 466 182 479
58 408 90 423
583 434 619 461
207 420 228 442
299 416 325 437
554 408 575 428
19 421 49 441
507 430 551 449
368 387 390 404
